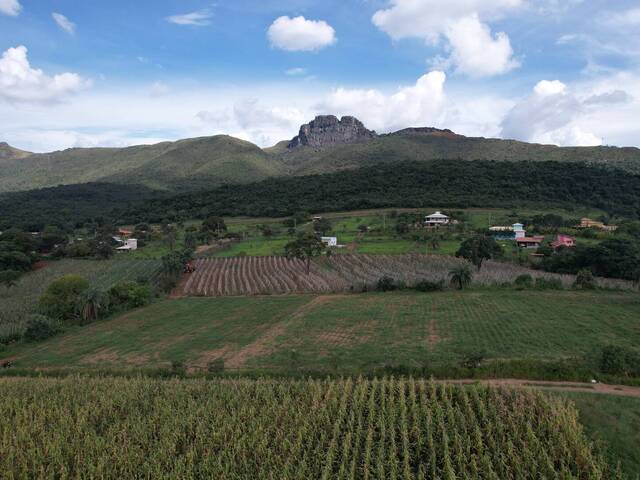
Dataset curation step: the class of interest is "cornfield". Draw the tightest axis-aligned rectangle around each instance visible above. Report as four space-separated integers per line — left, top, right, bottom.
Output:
0 376 615 479
180 254 631 296
0 259 161 343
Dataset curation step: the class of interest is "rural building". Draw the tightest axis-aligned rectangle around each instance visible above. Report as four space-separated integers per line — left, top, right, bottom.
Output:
118 228 133 238
424 211 450 227
321 236 338 247
551 234 576 249
116 238 138 251
578 218 617 231
489 223 526 240
516 236 544 249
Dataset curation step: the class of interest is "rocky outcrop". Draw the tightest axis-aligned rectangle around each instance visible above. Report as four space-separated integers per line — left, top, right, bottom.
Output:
288 115 377 149
389 127 464 139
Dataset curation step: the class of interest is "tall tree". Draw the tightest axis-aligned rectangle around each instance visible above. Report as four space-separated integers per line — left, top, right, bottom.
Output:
284 233 325 274
456 235 503 271
449 265 473 290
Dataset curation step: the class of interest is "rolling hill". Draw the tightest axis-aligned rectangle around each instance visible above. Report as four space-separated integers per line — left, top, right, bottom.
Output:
1 115 639 194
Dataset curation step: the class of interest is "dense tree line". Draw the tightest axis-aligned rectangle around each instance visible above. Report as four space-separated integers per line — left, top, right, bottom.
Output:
122 160 640 223
1 160 640 230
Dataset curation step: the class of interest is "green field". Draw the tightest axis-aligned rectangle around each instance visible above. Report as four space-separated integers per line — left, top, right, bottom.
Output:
558 392 640 479
4 290 639 373
0 376 613 479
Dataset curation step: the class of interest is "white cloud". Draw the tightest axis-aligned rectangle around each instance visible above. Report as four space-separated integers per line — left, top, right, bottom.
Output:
268 16 336 52
148 81 170 96
500 79 620 146
166 10 212 26
320 71 447 132
372 0 521 77
0 46 88 103
52 12 76 34
602 7 640 28
0 0 21 16
285 67 307 76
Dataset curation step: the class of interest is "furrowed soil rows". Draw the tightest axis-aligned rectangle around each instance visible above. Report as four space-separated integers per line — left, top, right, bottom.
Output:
179 254 632 297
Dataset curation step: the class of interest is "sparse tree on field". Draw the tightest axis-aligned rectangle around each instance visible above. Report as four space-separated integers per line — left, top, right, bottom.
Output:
184 232 198 251
284 232 325 274
449 265 473 290
0 270 21 290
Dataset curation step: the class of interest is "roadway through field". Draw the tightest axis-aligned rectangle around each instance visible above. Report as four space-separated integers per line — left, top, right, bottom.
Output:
442 379 640 398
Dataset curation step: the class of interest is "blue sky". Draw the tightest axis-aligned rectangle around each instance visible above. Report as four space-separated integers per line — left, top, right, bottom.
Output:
1 0 639 151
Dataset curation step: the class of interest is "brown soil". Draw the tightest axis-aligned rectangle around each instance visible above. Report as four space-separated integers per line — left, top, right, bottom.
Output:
442 378 640 398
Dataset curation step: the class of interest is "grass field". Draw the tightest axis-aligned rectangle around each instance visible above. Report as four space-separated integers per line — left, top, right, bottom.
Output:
4 290 639 373
0 259 161 344
0 376 613 478
559 392 640 479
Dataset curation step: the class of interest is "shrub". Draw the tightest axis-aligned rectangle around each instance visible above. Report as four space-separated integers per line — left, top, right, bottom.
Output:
207 358 225 374
413 279 444 292
514 274 533 290
38 275 90 322
23 315 59 342
376 276 397 292
461 351 486 369
574 268 596 289
600 345 640 376
108 281 153 309
534 277 563 290
171 360 186 376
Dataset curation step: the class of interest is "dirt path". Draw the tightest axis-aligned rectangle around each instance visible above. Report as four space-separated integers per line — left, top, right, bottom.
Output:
224 296 336 369
442 378 640 398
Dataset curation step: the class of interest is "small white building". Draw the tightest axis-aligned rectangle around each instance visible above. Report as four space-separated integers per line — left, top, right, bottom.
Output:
424 211 450 227
321 236 337 247
116 238 138 251
489 223 526 240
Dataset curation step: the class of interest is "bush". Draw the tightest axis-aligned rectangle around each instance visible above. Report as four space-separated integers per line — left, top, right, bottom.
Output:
23 315 59 342
461 351 486 369
600 345 640 376
534 277 563 290
574 268 596 289
207 358 225 374
108 281 153 309
38 275 90 321
514 274 533 290
413 279 444 292
171 360 186 376
376 276 397 292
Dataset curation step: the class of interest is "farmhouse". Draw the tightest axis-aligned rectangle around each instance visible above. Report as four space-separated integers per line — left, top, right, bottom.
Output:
321 236 338 247
516 236 544 249
489 223 526 240
424 211 450 227
116 238 138 251
551 234 576 249
578 218 618 232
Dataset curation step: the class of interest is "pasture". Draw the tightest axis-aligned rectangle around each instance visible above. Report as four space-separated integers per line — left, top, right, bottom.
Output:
0 376 613 478
4 290 639 373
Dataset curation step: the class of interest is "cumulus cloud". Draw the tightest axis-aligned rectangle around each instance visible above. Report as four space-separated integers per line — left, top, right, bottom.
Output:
499 79 616 146
0 0 21 16
268 16 336 52
0 46 87 103
166 10 212 26
320 71 447 132
372 0 521 77
52 13 76 34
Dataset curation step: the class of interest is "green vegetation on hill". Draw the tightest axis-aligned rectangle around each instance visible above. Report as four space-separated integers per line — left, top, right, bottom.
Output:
0 376 614 479
1 128 639 194
0 135 282 193
125 160 640 223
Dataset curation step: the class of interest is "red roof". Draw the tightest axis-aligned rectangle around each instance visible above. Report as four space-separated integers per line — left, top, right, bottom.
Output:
516 236 544 243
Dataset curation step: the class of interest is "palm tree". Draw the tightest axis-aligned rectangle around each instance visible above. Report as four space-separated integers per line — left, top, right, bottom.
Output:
77 288 108 324
449 265 473 290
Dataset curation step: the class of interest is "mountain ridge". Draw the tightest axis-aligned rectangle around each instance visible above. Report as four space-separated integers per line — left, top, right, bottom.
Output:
1 116 639 193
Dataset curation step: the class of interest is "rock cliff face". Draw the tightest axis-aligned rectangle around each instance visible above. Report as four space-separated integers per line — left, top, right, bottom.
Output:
288 115 377 149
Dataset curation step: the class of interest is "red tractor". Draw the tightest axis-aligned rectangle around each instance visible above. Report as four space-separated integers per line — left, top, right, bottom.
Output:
183 262 196 274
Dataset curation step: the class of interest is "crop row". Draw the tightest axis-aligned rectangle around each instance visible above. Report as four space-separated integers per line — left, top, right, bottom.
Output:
0 376 614 479
180 254 629 297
